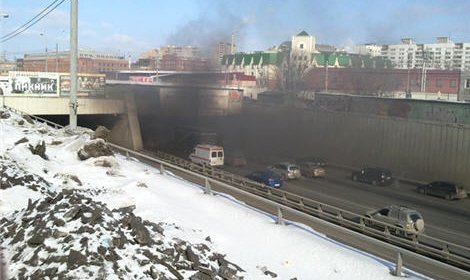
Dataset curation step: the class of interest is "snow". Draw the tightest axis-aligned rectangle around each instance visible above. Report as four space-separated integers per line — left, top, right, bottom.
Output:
0 110 432 279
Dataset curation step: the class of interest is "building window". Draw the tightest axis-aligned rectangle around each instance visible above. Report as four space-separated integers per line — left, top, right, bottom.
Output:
436 79 443 88
300 44 304 49
450 80 457 88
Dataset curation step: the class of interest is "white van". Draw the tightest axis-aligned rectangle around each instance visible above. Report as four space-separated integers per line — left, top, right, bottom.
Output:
189 144 224 166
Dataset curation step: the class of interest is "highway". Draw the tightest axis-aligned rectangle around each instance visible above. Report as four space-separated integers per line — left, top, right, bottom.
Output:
220 160 470 249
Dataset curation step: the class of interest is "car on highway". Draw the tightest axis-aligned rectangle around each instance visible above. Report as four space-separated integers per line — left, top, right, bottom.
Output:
298 161 326 178
245 170 283 188
297 156 327 167
417 181 468 200
267 162 301 180
351 167 393 186
365 205 425 236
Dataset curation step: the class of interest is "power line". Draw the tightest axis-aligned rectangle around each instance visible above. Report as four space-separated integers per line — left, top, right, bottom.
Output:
1 0 66 43
1 0 60 40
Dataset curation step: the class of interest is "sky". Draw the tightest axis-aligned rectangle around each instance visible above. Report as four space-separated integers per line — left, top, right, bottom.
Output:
1 0 470 60
0 107 433 279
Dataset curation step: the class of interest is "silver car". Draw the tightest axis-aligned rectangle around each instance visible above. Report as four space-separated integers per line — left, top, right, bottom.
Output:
268 162 301 180
299 161 326 178
365 205 425 235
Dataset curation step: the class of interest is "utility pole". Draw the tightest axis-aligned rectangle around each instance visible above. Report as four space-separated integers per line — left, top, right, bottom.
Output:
40 32 48 72
69 0 78 130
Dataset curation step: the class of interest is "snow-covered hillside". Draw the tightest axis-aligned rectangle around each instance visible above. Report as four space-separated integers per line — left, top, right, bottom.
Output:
0 108 431 279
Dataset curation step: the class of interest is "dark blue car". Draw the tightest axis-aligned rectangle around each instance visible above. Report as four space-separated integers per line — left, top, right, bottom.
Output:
245 170 283 188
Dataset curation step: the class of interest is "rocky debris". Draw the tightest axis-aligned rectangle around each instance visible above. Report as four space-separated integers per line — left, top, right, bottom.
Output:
0 109 10 119
37 128 48 134
137 182 148 188
22 114 34 124
28 140 48 160
53 173 83 186
257 266 278 278
0 190 246 279
77 139 114 160
14 137 29 145
93 157 119 168
49 140 63 145
94 125 111 142
0 158 50 192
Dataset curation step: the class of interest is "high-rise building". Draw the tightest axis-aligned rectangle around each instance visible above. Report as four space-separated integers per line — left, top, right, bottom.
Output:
214 41 236 65
378 37 470 71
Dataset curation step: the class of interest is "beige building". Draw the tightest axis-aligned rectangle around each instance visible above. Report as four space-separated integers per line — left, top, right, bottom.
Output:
290 30 316 68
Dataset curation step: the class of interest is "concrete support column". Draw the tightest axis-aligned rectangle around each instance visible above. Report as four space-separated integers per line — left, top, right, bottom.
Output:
124 93 143 151
111 92 143 151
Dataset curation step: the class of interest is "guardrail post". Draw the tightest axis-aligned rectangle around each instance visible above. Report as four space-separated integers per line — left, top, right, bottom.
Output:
393 252 403 277
442 244 450 260
299 198 305 210
282 193 287 202
160 163 165 175
276 207 284 225
204 177 212 195
337 211 343 220
411 233 418 245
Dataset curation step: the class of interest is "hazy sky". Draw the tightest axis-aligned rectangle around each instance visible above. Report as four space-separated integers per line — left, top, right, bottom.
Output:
1 0 470 59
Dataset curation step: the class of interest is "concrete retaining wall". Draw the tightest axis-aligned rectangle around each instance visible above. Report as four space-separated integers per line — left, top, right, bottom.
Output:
230 103 470 185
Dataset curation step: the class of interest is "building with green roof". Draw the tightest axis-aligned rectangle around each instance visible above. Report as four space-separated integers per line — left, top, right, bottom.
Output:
221 30 393 90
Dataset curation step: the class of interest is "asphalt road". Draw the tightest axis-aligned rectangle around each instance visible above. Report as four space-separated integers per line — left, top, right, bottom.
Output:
220 161 470 248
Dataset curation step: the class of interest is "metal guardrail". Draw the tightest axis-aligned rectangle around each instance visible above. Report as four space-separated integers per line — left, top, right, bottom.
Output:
3 105 470 279
146 150 470 269
110 146 470 279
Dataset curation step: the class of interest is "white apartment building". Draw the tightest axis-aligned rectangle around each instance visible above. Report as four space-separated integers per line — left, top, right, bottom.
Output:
354 43 382 57
378 37 470 70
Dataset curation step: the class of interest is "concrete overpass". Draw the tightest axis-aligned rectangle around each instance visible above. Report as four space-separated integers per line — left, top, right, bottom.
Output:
1 80 244 151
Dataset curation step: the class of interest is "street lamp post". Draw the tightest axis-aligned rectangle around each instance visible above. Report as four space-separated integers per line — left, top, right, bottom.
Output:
0 13 8 63
40 32 48 72
324 54 329 93
406 50 412 99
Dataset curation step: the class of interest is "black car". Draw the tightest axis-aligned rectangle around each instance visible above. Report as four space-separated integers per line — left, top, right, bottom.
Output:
417 181 468 200
351 167 393 186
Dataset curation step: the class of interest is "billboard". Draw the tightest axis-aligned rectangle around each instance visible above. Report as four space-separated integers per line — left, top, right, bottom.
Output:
2 71 105 97
8 71 59 95
60 73 105 96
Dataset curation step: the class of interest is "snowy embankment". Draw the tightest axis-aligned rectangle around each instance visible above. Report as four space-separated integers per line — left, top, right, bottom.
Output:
0 108 431 279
